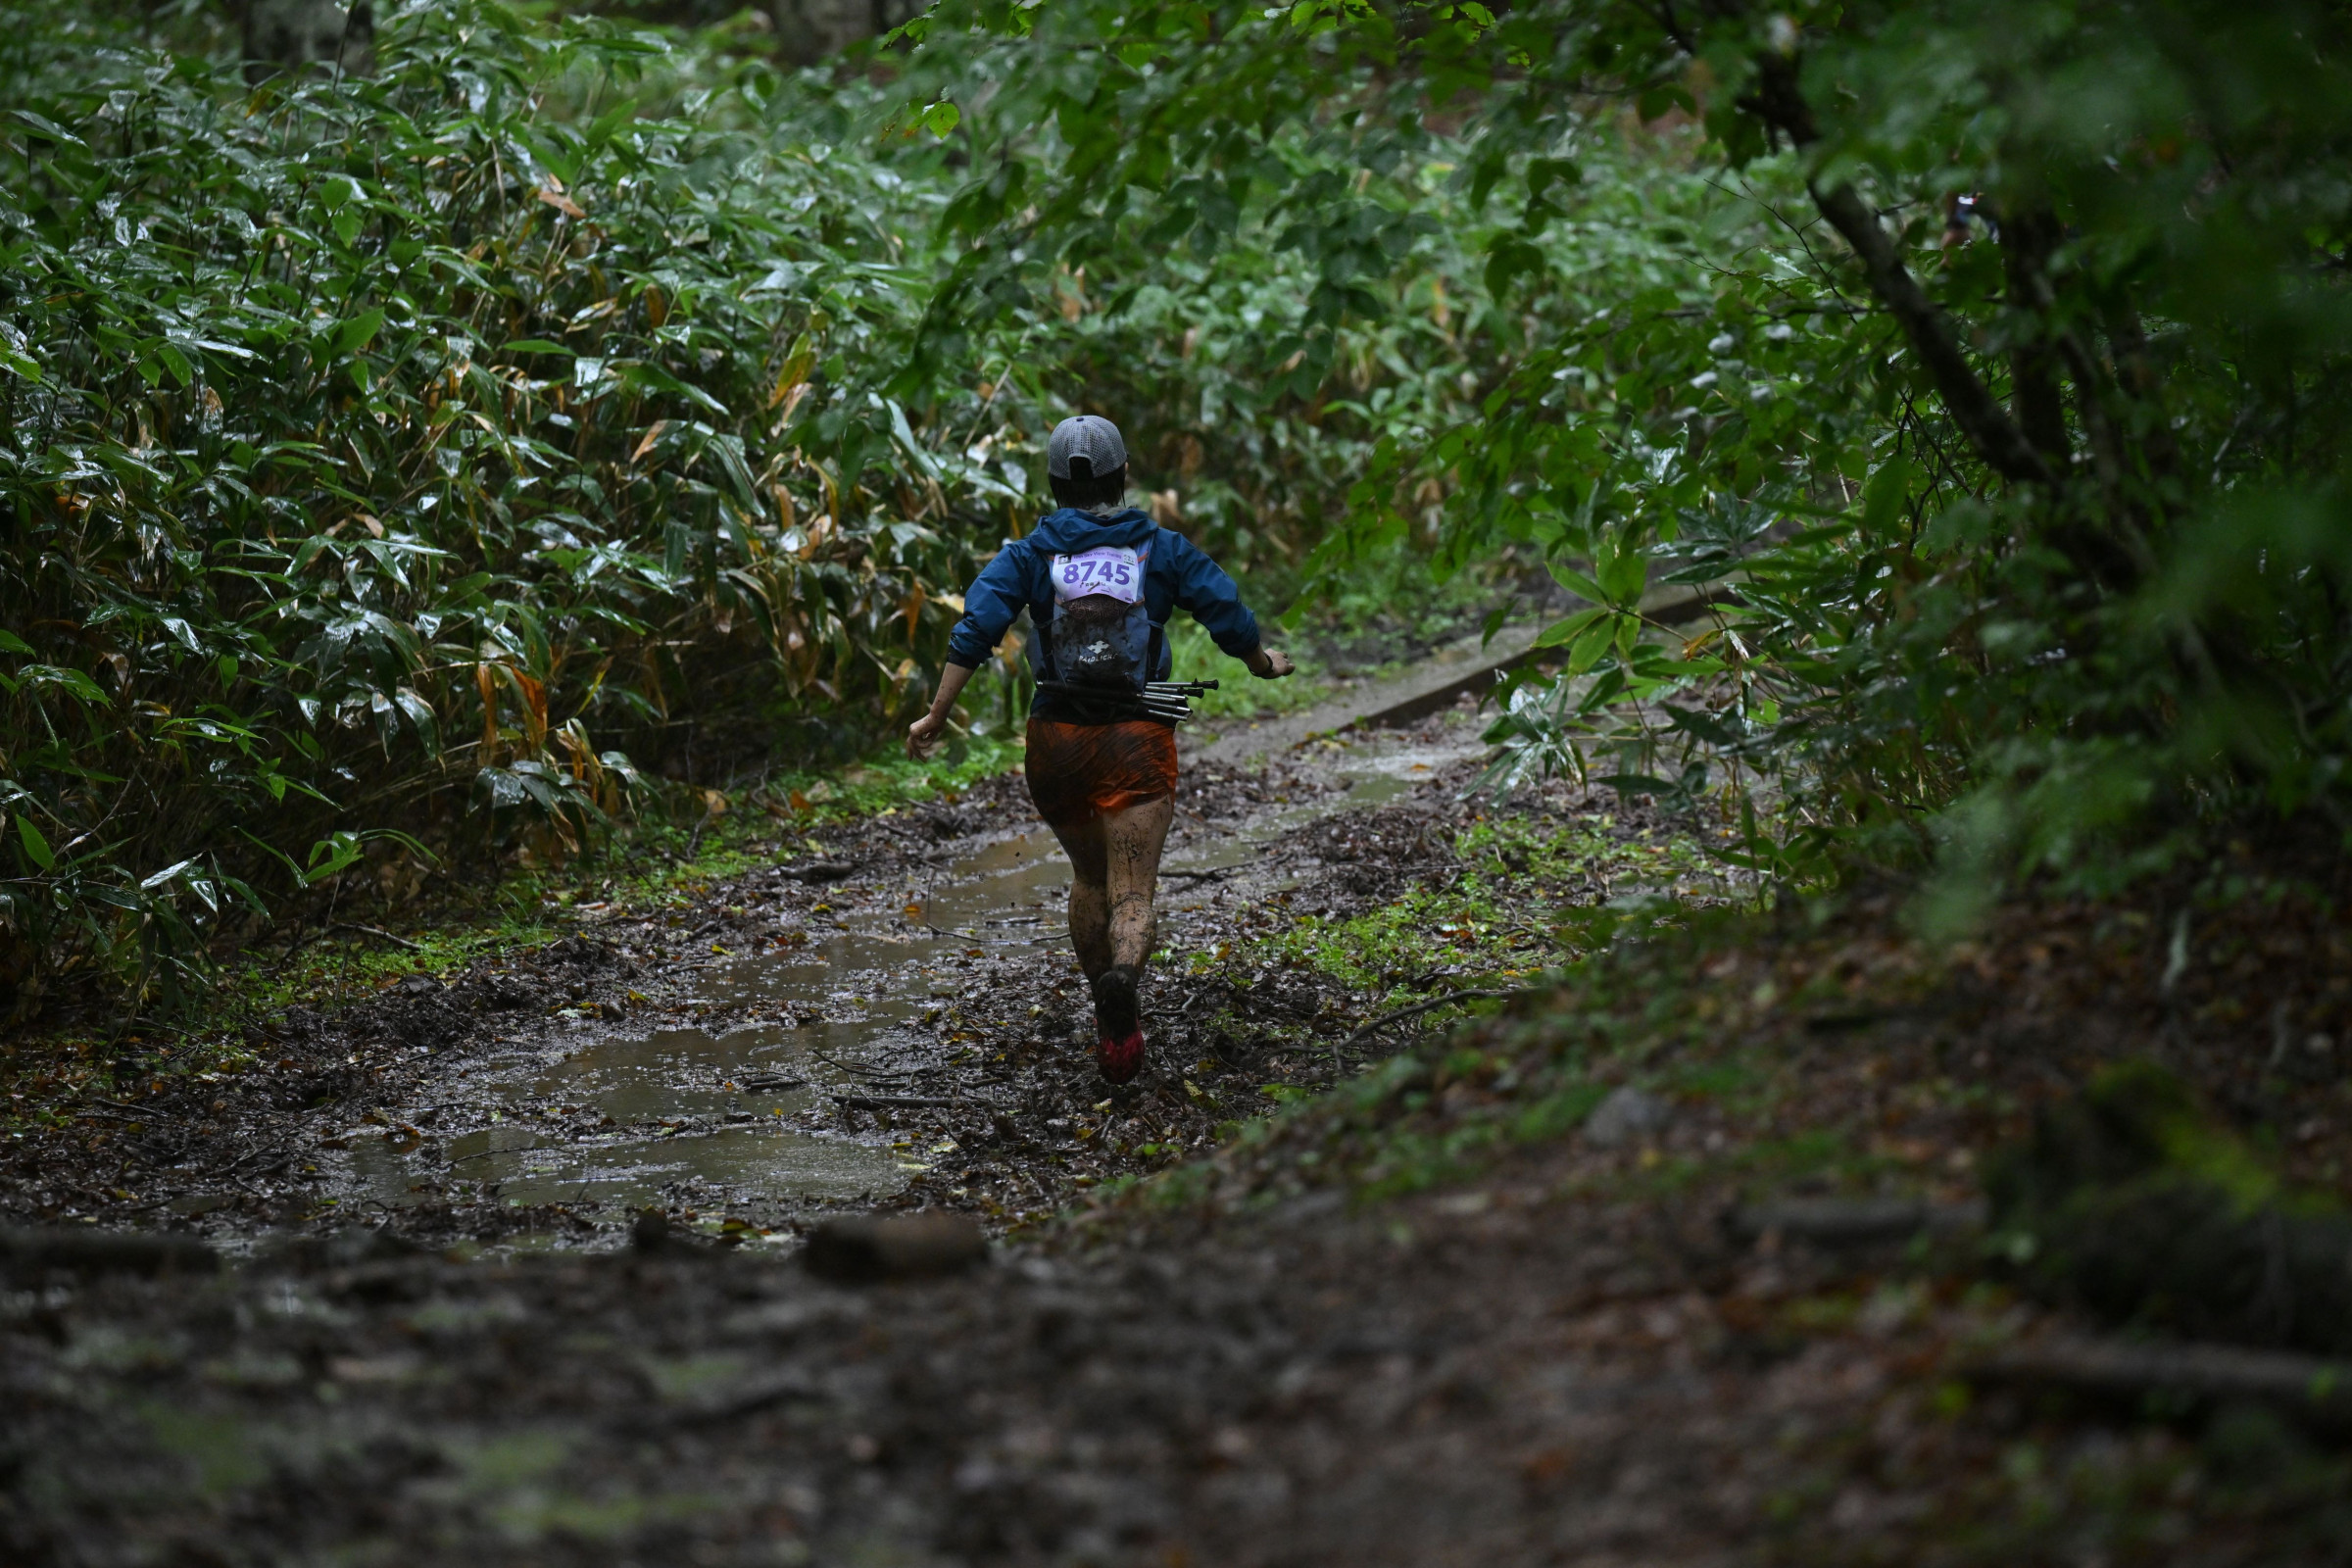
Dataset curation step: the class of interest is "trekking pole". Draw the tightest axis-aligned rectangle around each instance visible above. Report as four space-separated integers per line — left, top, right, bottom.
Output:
1036 679 1217 723
1036 679 1198 724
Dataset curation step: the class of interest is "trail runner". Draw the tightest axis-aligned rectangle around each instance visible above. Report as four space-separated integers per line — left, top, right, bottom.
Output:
906 415 1295 1084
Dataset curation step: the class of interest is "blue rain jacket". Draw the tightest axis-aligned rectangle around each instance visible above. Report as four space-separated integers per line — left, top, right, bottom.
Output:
944 508 1263 686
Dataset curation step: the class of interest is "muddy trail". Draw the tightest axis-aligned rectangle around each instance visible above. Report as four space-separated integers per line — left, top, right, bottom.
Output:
5 708 1506 1252
8 703 2352 1565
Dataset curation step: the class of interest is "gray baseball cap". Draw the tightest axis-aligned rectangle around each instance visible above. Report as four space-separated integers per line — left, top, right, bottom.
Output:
1047 414 1128 480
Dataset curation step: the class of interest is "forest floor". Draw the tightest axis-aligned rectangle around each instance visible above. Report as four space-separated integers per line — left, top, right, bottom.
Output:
6 698 2352 1566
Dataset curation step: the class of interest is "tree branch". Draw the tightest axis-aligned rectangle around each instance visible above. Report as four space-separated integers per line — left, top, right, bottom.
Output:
1743 56 2054 489
2103 304 2182 484
1973 1336 2352 1431
1806 181 2056 487
1999 206 2071 467
1342 987 1534 1051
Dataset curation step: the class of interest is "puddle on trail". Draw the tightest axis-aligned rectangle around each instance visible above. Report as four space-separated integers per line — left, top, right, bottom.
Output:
333 739 1468 1220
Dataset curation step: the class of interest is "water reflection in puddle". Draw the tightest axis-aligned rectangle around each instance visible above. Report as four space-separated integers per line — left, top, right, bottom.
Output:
342 1015 913 1212
339 738 1473 1217
351 1119 901 1210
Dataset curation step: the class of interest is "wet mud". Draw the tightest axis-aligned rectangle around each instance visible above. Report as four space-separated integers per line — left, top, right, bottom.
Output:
8 710 1632 1567
2 715 1484 1252
0 1160 2016 1568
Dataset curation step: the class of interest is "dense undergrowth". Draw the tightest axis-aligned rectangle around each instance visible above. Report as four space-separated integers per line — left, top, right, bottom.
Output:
0 0 1520 1017
2 1 1007 1012
900 0 2352 898
12 0 2352 1035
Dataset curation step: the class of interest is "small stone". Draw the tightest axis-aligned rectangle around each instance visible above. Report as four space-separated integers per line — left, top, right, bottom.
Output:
631 1210 712 1256
1584 1086 1670 1150
803 1211 987 1284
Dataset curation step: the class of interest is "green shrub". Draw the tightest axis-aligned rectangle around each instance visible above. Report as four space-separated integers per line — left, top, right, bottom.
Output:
902 0 2352 898
0 2 1017 1009
0 0 1528 1014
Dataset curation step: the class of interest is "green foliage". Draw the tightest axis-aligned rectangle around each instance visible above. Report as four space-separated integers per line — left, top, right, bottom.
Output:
1177 808 1741 1068
0 2 1030 1009
20 0 2352 1013
900 0 2352 899
0 1 1525 1014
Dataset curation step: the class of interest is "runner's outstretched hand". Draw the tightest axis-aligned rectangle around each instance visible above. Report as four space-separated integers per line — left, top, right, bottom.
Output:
906 663 974 760
1247 648 1296 680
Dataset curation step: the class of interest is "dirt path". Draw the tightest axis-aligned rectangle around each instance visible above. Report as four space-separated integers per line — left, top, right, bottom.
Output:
6 702 2346 1565
3 705 1605 1565
0 703 1494 1251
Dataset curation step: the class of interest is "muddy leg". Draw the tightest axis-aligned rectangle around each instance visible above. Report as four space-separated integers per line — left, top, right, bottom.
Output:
1048 814 1114 979
1099 794 1174 971
1080 795 1172 1083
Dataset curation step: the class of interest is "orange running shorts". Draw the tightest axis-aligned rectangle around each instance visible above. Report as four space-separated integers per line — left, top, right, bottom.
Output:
1023 717 1178 828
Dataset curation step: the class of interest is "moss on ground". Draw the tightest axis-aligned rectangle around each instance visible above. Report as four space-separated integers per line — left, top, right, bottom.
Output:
1102 858 2352 1263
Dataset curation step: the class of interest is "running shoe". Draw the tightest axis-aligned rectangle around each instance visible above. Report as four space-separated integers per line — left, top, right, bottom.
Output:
1090 965 1144 1083
1096 1027 1146 1085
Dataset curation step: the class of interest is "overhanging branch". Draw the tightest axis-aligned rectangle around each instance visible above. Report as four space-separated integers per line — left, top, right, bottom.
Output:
1806 181 2056 487
1744 57 2054 490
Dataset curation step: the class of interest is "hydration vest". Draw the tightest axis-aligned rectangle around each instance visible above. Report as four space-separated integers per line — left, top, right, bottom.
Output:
1029 542 1163 695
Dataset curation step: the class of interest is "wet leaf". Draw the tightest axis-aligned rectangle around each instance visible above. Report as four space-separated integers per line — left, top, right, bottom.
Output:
17 814 57 870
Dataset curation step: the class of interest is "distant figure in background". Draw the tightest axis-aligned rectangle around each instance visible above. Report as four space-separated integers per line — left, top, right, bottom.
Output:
1941 191 1995 251
242 0 374 84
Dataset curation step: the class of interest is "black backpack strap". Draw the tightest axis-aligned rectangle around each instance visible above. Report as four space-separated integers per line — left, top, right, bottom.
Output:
1023 604 1056 682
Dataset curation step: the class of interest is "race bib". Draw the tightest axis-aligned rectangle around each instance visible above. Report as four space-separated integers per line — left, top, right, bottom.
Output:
1050 545 1146 604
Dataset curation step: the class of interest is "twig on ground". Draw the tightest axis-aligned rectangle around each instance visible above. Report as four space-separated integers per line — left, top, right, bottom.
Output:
1972 1336 2352 1428
1341 988 1535 1052
832 1094 957 1110
334 921 424 952
183 1138 296 1186
921 922 1033 949
808 1050 916 1080
1179 981 1233 1021
69 1106 164 1126
74 1096 180 1122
